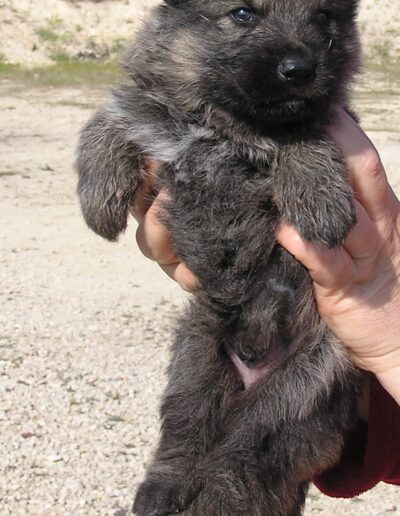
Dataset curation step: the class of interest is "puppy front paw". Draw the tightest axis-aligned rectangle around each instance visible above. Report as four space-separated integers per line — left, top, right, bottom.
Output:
295 201 356 248
290 187 356 248
275 141 357 248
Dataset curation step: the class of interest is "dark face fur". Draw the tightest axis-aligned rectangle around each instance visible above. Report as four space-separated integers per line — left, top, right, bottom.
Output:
134 0 360 133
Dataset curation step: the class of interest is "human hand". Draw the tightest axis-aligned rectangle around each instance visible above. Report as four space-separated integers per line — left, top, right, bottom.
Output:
277 109 400 402
131 159 198 293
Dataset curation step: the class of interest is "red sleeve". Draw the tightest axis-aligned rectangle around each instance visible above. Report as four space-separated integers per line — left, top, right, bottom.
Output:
313 375 400 498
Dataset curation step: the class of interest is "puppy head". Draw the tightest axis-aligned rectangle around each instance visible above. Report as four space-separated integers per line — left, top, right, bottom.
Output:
147 0 360 130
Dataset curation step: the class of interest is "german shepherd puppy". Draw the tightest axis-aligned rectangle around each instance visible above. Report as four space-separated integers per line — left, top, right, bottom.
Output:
76 1 362 514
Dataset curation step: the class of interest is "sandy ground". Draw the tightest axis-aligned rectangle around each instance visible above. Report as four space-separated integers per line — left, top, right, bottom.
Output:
1 0 400 66
0 75 399 515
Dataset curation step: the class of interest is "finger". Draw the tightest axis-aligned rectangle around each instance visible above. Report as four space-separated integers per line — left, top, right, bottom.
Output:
131 181 156 220
276 224 355 290
130 158 160 220
160 262 199 293
342 200 380 280
136 189 200 292
331 109 397 224
136 190 177 265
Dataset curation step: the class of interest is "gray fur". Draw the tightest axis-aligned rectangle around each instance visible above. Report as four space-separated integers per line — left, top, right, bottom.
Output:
76 1 362 514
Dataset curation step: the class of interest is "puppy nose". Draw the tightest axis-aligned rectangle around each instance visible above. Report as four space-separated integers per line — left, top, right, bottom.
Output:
277 58 316 84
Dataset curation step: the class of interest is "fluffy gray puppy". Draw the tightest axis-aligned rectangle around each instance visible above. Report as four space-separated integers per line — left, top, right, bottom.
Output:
76 1 362 514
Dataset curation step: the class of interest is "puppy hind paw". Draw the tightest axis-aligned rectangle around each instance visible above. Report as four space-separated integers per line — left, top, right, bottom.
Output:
186 486 248 516
133 477 200 516
185 465 261 516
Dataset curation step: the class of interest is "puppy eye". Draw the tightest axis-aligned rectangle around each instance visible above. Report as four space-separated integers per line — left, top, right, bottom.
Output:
231 7 255 23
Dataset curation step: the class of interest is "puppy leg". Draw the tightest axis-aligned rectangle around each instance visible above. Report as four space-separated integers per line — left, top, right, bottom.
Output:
185 468 308 516
76 105 144 241
272 139 356 248
133 303 240 515
187 340 359 515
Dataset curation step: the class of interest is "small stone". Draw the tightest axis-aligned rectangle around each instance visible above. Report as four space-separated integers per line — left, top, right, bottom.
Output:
21 432 39 439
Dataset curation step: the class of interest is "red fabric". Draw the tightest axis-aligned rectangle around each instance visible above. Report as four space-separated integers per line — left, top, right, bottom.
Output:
314 375 400 498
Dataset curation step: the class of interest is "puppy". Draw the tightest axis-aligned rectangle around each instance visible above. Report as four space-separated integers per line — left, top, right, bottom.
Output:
76 1 362 514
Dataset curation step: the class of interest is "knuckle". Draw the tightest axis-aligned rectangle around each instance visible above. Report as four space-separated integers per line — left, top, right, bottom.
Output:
135 226 156 261
360 149 385 180
181 275 199 294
